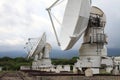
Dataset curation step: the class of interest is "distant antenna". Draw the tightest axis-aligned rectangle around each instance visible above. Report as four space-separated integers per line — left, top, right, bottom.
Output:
27 33 46 59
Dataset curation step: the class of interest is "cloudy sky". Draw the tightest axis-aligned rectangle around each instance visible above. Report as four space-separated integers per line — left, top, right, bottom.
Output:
0 0 120 58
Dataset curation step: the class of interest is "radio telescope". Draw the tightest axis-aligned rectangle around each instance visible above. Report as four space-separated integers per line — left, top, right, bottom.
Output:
26 33 46 59
47 0 109 75
25 33 52 71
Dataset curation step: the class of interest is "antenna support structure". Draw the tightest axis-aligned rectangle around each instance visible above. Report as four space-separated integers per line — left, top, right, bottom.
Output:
46 0 61 46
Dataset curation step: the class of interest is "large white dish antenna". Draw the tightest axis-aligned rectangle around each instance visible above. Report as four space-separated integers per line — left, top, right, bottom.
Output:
59 0 91 50
27 33 46 58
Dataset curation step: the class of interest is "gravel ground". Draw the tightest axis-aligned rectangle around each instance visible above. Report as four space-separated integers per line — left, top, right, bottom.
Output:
0 71 34 80
0 71 120 80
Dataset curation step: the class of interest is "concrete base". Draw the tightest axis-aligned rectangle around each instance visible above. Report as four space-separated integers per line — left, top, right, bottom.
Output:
32 59 52 71
85 68 93 77
112 69 119 75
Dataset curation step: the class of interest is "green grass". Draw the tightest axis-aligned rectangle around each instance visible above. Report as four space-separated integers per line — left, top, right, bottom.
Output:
100 69 111 74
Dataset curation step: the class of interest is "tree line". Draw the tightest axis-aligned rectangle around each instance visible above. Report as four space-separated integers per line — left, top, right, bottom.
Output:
0 57 78 71
0 57 32 71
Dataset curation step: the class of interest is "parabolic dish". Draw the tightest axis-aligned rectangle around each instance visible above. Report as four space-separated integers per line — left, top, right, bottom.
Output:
59 0 91 50
27 33 46 58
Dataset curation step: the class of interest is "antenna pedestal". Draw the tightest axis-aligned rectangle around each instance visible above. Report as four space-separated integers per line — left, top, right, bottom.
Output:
32 43 53 71
74 43 107 74
74 6 113 75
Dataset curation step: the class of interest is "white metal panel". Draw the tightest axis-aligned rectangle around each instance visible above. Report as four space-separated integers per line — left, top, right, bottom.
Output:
60 0 91 50
27 33 46 58
91 68 100 74
43 43 52 59
63 65 70 72
101 58 113 66
78 56 101 67
91 6 104 16
80 44 107 56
